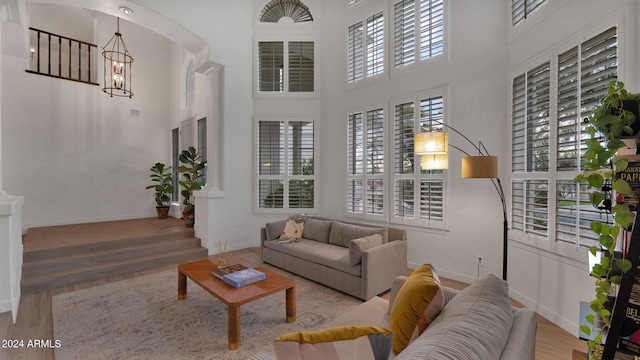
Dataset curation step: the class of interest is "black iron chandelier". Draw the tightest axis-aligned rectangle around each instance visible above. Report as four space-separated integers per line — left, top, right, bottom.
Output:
102 18 133 98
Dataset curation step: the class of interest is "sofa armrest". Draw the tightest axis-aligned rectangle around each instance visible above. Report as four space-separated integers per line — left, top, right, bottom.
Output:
499 308 537 360
361 240 407 300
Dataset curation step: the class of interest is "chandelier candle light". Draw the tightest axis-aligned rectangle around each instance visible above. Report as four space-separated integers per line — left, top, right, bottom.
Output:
414 122 507 280
102 17 133 98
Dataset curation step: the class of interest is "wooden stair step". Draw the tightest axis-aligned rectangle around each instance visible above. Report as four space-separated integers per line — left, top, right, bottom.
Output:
21 247 208 294
23 228 195 263
22 237 202 278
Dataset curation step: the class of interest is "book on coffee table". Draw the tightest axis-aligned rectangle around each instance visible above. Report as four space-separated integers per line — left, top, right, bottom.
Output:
223 268 266 288
211 263 248 280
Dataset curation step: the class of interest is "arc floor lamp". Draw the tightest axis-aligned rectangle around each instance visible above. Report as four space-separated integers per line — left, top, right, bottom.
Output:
415 121 508 281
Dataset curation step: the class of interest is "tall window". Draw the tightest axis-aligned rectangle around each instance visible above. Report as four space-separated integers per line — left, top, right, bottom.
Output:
392 95 445 226
197 118 207 185
511 0 547 27
510 26 618 251
257 41 315 94
347 108 384 216
171 128 179 202
347 12 384 83
185 60 195 108
257 119 315 211
394 0 444 68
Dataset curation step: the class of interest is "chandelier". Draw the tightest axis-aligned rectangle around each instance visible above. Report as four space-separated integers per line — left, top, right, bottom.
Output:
102 18 133 98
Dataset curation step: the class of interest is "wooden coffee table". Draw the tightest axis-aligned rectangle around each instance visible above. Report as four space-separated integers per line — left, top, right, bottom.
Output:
177 253 296 350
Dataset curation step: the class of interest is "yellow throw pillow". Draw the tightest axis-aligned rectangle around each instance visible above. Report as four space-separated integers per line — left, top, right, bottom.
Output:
389 264 445 354
274 326 393 360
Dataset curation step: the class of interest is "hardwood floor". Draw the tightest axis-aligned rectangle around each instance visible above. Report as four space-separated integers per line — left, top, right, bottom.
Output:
1 247 584 360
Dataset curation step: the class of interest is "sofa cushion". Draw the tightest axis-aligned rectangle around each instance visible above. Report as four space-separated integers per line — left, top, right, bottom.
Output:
389 264 444 354
329 222 389 247
396 274 513 360
302 218 333 243
349 234 383 265
265 220 286 240
263 239 360 276
274 326 393 360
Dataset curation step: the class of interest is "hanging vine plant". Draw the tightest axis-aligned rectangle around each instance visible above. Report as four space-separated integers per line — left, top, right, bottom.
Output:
575 80 638 359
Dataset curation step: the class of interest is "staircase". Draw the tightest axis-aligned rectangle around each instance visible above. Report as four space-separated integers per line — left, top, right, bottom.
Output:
21 218 209 294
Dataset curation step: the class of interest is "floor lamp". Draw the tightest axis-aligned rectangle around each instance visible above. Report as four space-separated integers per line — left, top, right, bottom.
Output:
415 123 508 281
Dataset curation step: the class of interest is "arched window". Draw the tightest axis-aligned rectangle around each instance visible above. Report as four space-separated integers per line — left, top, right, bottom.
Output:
185 60 195 108
259 0 313 23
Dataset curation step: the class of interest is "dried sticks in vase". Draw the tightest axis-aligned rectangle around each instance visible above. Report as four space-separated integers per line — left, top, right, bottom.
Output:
217 241 228 268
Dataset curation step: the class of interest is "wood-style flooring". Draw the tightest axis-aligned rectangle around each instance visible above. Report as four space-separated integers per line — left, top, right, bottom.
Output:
1 246 585 360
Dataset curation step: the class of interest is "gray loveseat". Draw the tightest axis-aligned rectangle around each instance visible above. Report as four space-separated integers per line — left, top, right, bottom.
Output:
261 217 408 300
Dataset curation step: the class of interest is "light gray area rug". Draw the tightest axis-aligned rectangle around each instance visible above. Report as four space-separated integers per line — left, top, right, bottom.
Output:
52 255 361 360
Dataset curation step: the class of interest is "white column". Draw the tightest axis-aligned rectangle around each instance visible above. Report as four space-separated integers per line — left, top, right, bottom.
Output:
193 60 225 253
0 2 26 323
0 193 24 323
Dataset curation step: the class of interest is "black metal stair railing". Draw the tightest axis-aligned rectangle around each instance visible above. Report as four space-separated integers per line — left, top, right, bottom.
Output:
26 27 99 86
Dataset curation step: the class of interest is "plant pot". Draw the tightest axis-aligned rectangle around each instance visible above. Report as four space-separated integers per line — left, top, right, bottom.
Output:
183 211 195 227
156 206 170 219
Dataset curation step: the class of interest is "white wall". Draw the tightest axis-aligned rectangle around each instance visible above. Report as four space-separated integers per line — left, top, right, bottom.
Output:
504 0 640 335
2 10 180 230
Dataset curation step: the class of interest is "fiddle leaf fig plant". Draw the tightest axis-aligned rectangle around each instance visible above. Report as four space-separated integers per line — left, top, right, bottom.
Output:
145 162 174 207
178 146 206 215
575 80 637 359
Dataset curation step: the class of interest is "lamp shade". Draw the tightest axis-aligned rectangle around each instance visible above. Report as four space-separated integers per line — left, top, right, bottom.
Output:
415 132 448 154
461 156 498 178
421 153 448 170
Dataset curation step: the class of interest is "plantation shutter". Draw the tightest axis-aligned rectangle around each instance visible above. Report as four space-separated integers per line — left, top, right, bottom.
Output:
419 0 444 60
511 179 548 236
556 27 617 172
394 102 414 218
366 109 384 215
257 42 284 92
419 96 444 220
288 41 314 92
526 62 550 172
555 180 599 248
512 0 547 27
366 12 384 77
394 0 415 67
287 121 314 208
556 47 580 171
367 109 385 175
347 22 364 83
512 74 526 172
257 121 284 208
347 113 364 214
580 27 618 124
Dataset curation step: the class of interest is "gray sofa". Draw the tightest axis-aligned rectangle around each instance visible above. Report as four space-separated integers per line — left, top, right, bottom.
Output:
261 217 407 300
250 273 537 360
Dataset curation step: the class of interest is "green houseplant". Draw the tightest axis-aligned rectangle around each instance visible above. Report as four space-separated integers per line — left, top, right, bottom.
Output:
145 162 174 219
178 146 206 227
575 80 638 359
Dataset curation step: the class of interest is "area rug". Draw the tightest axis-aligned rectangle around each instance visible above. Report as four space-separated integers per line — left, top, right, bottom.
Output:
52 254 362 360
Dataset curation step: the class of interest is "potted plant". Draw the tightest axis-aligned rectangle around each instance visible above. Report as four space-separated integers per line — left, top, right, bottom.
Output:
145 162 174 219
178 146 206 227
575 80 638 359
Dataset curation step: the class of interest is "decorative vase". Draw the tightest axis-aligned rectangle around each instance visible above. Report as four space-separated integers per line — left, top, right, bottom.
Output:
156 206 170 219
